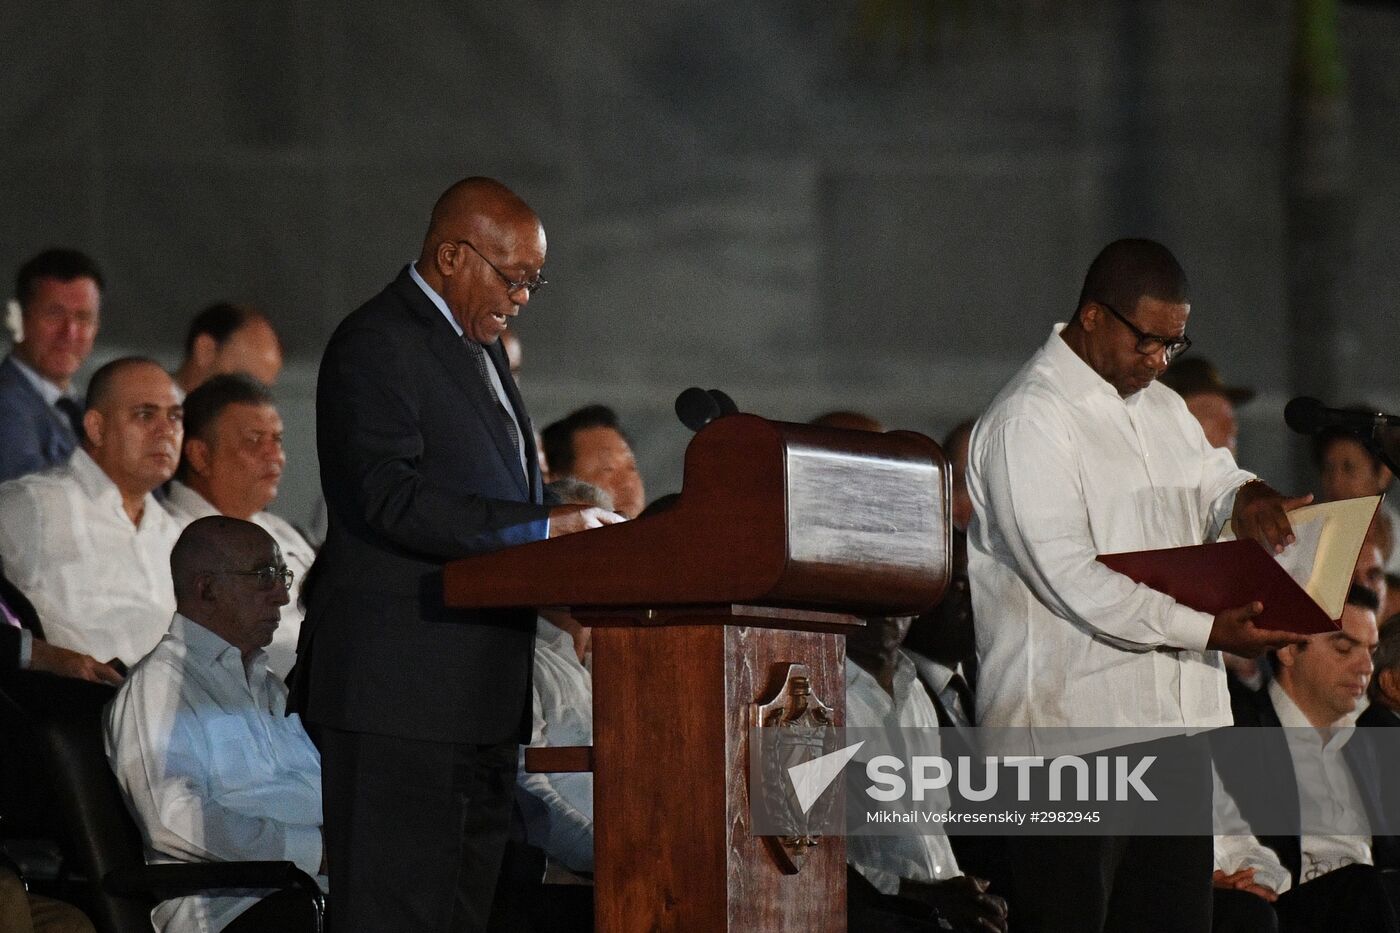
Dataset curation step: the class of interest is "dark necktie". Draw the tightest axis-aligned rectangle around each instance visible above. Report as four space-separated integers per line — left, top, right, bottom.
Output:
464 339 522 465
947 671 976 727
55 397 84 440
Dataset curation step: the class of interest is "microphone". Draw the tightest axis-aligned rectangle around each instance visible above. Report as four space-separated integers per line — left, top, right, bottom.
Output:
1284 397 1400 436
708 389 739 416
675 387 721 432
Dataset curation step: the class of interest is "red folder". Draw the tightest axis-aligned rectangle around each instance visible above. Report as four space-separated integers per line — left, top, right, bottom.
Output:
1097 539 1339 636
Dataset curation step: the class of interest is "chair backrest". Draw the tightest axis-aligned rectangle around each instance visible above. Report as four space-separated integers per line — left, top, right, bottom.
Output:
0 672 154 933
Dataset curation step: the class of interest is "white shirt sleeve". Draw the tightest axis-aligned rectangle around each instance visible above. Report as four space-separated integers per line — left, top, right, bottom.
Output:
1211 767 1291 895
105 662 323 876
976 415 1214 652
0 482 72 648
517 685 595 873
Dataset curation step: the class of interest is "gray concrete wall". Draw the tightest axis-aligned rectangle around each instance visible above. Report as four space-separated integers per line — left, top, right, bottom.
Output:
4 1 1399 525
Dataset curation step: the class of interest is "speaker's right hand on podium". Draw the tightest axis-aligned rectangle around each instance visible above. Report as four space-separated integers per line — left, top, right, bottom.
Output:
548 505 626 537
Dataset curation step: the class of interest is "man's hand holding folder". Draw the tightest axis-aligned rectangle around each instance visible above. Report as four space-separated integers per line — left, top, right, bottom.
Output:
1230 479 1314 555
1207 480 1315 657
1098 485 1379 658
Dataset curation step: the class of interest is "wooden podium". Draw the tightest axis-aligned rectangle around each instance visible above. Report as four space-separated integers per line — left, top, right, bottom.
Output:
444 414 950 932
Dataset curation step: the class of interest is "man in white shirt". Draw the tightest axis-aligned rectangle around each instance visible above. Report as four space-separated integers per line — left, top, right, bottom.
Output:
0 357 183 667
519 608 595 878
845 615 1009 933
163 374 313 679
0 249 103 483
105 516 326 933
1223 587 1400 932
516 477 610 883
967 239 1312 931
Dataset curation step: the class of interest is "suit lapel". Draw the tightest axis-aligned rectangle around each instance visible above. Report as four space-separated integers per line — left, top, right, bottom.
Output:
393 275 530 499
1 355 75 443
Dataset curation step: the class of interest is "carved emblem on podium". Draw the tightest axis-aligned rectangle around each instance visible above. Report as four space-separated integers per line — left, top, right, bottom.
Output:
754 663 839 874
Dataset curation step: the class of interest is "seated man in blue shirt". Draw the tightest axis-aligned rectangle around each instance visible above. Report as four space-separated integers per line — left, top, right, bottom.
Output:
105 516 326 933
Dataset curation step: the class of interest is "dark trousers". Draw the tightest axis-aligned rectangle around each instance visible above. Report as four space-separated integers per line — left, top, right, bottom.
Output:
1275 863 1399 933
225 889 324 933
320 726 518 933
1007 833 1213 932
1002 732 1215 932
1212 889 1278 933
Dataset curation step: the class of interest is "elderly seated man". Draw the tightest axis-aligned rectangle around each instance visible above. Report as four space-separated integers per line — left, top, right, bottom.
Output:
105 516 325 933
0 357 183 667
163 374 313 679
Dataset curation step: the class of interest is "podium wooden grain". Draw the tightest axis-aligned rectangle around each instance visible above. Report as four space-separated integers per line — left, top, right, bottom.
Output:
447 414 951 932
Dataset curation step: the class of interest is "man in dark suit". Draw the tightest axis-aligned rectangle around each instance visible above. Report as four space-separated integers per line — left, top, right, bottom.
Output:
1217 585 1400 932
0 249 103 483
297 177 621 933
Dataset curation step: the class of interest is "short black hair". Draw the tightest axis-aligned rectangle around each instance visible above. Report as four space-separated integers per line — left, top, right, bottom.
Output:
16 248 104 306
177 373 276 481
183 302 273 357
542 404 628 476
84 356 163 413
1076 238 1188 319
1347 582 1381 614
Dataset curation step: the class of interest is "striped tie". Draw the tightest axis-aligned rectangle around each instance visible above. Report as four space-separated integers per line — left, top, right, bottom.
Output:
464 338 522 463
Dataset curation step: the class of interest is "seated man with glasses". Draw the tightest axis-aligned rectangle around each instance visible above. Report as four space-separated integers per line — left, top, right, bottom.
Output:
105 516 326 933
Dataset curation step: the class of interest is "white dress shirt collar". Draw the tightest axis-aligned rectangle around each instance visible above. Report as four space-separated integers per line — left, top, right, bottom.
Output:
171 612 266 684
165 479 221 521
1042 323 1139 404
69 446 133 513
1270 678 1361 737
408 261 464 338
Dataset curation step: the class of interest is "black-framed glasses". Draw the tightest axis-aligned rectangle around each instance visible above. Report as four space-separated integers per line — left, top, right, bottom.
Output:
213 565 295 591
457 239 547 298
1095 300 1192 362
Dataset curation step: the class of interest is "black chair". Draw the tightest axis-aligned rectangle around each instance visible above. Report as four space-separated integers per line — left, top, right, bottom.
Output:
0 670 324 933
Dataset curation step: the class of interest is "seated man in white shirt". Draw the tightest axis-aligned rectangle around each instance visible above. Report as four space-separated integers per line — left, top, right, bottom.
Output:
1221 586 1399 933
517 479 610 879
163 374 313 679
845 614 1009 933
0 357 183 667
105 516 325 933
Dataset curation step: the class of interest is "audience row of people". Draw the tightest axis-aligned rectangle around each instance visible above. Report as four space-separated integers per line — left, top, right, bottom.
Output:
3 242 1398 932
0 246 651 931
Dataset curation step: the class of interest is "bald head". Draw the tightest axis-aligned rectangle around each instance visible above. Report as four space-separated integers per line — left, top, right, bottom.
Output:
171 516 270 602
421 177 539 260
414 177 547 345
172 516 289 657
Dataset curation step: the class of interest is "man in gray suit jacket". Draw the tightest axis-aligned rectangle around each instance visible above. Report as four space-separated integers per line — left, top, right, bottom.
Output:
0 249 103 483
298 177 621 932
